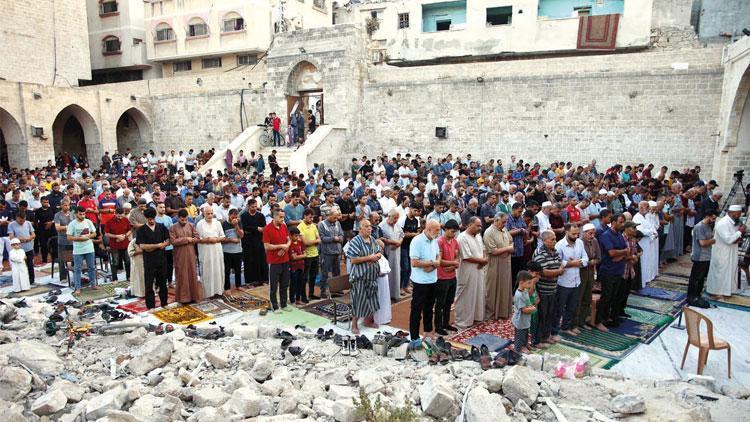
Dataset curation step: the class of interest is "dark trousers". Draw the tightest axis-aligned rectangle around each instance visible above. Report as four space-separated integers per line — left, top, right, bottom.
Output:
38 232 51 263
144 264 168 309
57 244 72 281
514 328 529 352
554 285 579 332
25 250 35 284
223 252 242 290
290 269 304 303
319 253 340 294
110 248 131 281
596 273 622 324
433 277 457 330
273 130 281 146
537 293 556 342
164 249 173 283
688 260 710 300
684 225 693 254
269 263 290 309
511 256 526 291
616 277 633 317
400 247 412 289
303 257 319 300
409 282 437 340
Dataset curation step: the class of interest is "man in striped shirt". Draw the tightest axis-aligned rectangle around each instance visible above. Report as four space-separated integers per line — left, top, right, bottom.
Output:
532 231 565 347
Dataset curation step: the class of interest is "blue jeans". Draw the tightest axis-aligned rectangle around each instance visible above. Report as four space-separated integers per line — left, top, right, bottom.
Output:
400 247 411 289
73 252 96 290
554 285 579 333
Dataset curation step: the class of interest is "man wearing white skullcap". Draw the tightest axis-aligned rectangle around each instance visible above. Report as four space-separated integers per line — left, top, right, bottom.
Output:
707 205 746 297
632 201 659 286
535 201 553 247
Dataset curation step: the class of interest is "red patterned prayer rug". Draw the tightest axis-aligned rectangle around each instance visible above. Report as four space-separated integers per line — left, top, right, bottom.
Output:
118 293 176 314
448 319 515 345
577 14 620 50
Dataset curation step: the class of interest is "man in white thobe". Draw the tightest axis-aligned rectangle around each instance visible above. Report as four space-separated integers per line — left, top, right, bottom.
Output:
706 205 746 297
632 201 659 286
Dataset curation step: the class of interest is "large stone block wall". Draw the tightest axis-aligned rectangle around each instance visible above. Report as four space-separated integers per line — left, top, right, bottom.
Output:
0 0 91 87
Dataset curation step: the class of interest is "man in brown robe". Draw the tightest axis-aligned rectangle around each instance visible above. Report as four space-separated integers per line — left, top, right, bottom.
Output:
169 209 202 303
483 212 515 319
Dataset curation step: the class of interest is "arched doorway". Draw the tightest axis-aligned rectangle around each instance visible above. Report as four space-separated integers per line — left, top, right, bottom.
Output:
0 107 25 169
286 61 324 143
116 107 153 155
52 105 100 167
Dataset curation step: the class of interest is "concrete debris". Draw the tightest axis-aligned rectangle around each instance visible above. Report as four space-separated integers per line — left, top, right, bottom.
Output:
477 368 504 393
418 378 456 418
466 386 510 422
721 384 750 399
123 327 147 346
31 388 68 415
502 365 540 405
127 336 174 375
86 386 125 420
205 348 230 369
193 386 230 407
0 340 64 375
608 394 646 414
0 366 32 401
51 379 86 402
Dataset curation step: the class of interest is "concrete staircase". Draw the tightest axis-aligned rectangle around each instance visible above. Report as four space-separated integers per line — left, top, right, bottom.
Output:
258 147 294 176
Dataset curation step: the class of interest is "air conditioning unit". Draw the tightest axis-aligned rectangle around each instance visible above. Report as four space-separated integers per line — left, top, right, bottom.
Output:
31 126 44 137
435 127 447 138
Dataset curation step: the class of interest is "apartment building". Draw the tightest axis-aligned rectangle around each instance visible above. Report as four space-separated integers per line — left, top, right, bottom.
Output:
144 0 333 77
85 0 161 85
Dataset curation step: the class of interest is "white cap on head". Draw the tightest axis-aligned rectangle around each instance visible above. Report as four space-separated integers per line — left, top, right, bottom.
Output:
542 201 553 208
10 238 20 245
598 189 607 195
582 223 596 232
607 191 615 196
728 205 743 212
648 201 657 207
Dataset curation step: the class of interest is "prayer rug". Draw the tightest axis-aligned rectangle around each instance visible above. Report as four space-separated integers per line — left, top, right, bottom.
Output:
660 273 691 284
265 306 330 329
0 274 11 287
7 284 54 297
624 307 674 327
577 14 620 50
560 326 638 352
192 298 239 318
535 343 618 370
448 319 516 345
647 279 688 293
711 294 750 310
626 294 683 315
636 287 687 302
117 293 176 314
152 305 212 325
220 289 271 312
72 281 130 302
313 302 353 318
462 334 511 352
606 318 662 344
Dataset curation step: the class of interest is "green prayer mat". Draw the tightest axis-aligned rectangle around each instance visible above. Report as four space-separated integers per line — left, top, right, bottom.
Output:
536 343 619 370
626 294 679 314
648 279 688 293
624 307 673 327
264 306 331 329
560 327 639 352
656 274 690 285
8 284 54 297
72 281 130 302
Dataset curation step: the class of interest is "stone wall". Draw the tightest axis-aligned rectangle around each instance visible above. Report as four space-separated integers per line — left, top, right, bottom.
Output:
0 0 91 86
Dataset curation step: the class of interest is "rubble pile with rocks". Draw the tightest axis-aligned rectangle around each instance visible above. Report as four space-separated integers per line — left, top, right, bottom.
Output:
1 298 749 422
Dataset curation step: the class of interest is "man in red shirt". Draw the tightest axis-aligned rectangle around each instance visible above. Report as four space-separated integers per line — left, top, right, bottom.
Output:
104 208 132 281
98 188 118 227
78 190 99 227
434 219 461 335
262 209 291 311
566 196 581 224
271 112 282 147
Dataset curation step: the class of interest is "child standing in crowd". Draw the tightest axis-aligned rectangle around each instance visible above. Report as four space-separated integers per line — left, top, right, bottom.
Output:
288 227 305 306
525 261 543 350
512 270 536 354
9 238 31 292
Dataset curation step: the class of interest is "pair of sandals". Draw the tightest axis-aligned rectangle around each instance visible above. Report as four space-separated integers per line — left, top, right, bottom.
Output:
185 325 226 340
45 320 59 336
315 328 335 340
146 323 175 335
102 309 129 323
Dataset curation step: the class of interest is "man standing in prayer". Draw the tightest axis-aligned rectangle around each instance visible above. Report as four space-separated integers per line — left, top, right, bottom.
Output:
8 211 36 285
318 210 344 299
196 207 226 298
575 223 600 329
535 201 553 247
298 208 321 303
706 205 746 298
104 208 131 281
435 219 460 335
484 212 514 320
554 223 588 336
532 231 565 346
687 209 716 308
155 203 174 286
632 201 659 286
170 209 202 303
507 202 528 289
264 209 291 311
596 214 629 331
407 218 441 342
454 216 488 330
380 210 404 300
135 207 170 309
222 209 244 291
241 198 268 285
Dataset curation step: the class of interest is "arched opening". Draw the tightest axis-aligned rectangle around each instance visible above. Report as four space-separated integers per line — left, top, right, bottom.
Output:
102 35 122 55
286 61 324 144
187 17 209 37
116 107 153 154
222 11 245 32
735 68 750 152
52 105 100 168
0 108 25 169
155 22 175 42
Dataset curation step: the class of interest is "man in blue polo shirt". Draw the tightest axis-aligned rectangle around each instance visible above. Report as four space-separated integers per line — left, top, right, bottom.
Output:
595 214 630 331
408 219 441 342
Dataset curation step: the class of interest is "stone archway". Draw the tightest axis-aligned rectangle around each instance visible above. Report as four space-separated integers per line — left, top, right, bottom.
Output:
52 104 100 167
285 61 325 137
0 107 25 169
286 60 323 95
116 107 153 155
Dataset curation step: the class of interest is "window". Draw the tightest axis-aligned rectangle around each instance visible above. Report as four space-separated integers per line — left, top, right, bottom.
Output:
155 24 174 42
202 58 222 69
398 13 410 29
222 14 244 32
133 38 143 45
102 36 121 54
237 54 258 66
173 61 192 72
486 6 512 25
100 0 118 15
188 19 209 37
574 7 591 16
436 20 451 31
313 0 326 9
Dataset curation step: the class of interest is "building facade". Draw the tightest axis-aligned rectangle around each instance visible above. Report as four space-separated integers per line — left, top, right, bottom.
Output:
84 0 162 85
144 0 333 77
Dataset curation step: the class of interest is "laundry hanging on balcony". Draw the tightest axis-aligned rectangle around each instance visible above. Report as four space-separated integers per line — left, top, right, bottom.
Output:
577 14 620 50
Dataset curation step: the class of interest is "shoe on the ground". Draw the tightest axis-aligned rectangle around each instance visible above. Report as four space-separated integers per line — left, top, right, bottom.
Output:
445 325 459 332
309 295 321 300
435 328 449 336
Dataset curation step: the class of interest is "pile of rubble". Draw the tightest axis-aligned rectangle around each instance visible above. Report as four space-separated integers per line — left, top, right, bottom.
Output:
1 299 749 422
